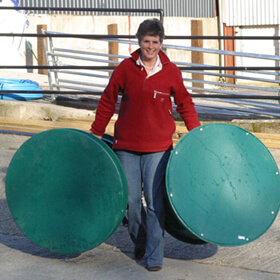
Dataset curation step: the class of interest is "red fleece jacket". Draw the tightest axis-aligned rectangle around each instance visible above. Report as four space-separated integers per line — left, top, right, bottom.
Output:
91 49 200 152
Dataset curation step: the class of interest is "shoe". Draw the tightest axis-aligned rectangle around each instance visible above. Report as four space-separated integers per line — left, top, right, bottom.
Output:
134 247 145 260
147 266 162 272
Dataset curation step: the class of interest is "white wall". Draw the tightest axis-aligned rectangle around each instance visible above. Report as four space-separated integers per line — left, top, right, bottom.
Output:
235 25 280 83
0 1 29 68
223 0 280 26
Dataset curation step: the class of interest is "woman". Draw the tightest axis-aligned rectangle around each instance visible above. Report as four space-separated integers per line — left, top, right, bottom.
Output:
90 18 200 271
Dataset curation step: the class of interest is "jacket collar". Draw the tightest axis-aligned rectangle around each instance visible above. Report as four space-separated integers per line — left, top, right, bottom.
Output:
130 48 170 65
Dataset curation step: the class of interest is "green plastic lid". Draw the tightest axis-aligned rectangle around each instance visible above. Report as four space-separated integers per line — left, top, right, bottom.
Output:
166 123 280 246
6 129 128 254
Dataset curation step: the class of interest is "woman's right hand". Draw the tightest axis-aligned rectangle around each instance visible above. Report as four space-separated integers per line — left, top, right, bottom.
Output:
88 130 103 140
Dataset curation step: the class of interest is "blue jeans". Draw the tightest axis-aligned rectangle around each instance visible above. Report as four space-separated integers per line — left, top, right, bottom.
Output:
115 149 171 267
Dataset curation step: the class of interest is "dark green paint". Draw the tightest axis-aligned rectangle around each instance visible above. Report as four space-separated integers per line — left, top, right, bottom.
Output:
166 123 280 246
6 129 128 254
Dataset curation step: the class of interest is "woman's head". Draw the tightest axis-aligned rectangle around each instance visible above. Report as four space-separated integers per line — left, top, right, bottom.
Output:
136 18 165 43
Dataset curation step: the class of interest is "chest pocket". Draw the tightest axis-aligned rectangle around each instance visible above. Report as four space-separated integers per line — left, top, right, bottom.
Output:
153 90 170 100
153 90 172 115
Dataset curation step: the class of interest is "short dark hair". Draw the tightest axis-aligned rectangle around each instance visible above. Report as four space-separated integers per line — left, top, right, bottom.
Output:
136 18 165 43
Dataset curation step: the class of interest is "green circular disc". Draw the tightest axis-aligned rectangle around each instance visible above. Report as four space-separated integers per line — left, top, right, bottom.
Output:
166 123 280 246
6 129 128 254
165 197 206 244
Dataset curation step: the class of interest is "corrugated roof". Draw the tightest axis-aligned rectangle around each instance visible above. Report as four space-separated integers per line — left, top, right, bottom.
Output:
224 0 280 26
17 0 216 17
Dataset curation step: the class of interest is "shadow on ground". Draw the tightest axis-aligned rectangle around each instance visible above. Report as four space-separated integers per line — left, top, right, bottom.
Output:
0 197 217 261
105 225 218 261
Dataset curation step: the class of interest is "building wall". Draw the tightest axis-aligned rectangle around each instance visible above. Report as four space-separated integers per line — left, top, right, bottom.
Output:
219 0 280 81
222 0 280 26
0 1 29 67
18 0 216 17
25 14 219 72
235 25 280 82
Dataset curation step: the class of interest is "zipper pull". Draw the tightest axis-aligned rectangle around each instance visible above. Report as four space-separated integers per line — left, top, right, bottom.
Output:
153 91 157 99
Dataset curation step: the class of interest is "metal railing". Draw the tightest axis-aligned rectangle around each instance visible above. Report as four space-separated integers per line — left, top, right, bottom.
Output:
42 30 280 120
1 5 280 120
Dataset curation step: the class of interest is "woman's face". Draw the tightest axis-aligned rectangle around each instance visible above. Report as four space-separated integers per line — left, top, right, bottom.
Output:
139 35 163 63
